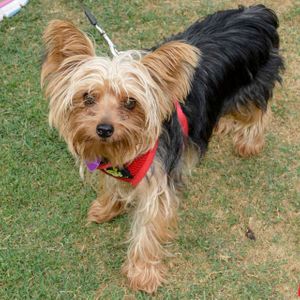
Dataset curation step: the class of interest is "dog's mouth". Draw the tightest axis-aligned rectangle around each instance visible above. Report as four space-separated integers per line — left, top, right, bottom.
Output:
75 129 141 166
98 136 120 144
99 137 110 143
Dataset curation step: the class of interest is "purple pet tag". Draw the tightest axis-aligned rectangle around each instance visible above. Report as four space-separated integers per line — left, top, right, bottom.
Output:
86 159 101 172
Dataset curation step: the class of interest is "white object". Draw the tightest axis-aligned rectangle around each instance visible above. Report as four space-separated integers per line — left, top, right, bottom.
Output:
0 0 28 21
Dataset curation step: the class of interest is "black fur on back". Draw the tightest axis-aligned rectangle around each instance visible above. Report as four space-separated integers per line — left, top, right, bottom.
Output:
155 5 284 177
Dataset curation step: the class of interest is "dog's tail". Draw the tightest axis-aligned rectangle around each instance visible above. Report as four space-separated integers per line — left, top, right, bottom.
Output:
242 4 280 48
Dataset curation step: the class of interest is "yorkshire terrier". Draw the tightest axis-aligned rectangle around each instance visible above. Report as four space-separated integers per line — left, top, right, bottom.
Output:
41 4 284 293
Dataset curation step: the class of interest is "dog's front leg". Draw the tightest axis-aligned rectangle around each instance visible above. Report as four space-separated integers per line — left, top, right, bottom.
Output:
122 164 178 293
88 176 131 223
88 191 125 223
88 178 127 223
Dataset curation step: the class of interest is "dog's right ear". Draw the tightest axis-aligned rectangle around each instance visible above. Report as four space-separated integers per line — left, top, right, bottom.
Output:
41 20 95 86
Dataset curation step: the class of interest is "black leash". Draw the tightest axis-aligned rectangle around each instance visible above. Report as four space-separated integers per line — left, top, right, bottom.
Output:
83 6 119 57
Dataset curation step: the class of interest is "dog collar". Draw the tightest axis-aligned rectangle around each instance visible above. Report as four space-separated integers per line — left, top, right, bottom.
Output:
86 101 188 186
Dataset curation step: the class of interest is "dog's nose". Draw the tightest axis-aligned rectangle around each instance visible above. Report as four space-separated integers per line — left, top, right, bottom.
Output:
96 124 114 138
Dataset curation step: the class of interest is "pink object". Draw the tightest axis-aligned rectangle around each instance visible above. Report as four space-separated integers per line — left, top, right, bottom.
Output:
0 0 28 20
0 0 15 8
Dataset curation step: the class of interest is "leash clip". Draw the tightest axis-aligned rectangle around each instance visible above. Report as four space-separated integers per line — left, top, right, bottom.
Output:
84 7 119 57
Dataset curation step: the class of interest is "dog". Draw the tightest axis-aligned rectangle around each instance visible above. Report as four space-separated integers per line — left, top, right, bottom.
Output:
41 4 284 293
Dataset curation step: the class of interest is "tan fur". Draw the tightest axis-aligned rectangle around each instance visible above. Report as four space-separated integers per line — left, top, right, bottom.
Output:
41 20 95 87
142 41 200 103
122 160 178 293
68 84 150 165
87 173 132 223
232 105 271 157
87 161 178 293
214 116 236 136
181 140 200 179
88 194 125 224
215 104 271 157
41 20 200 294
41 21 200 166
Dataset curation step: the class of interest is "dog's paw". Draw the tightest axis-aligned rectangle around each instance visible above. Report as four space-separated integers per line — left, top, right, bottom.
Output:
87 199 124 223
122 260 166 294
234 133 265 157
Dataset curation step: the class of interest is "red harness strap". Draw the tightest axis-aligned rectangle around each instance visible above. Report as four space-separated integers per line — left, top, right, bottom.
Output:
97 101 188 186
175 101 188 136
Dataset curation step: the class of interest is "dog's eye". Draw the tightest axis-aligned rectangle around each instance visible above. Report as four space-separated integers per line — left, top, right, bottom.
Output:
124 97 136 110
83 93 96 106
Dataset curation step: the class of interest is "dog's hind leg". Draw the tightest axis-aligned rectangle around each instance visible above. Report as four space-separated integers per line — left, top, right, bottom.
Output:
214 116 236 136
224 50 282 157
214 104 270 157
231 104 271 157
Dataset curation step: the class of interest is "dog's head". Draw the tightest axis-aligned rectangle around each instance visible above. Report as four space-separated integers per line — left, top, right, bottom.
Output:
41 20 199 165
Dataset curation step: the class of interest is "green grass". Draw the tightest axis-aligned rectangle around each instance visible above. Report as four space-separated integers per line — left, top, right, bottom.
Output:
1 0 299 299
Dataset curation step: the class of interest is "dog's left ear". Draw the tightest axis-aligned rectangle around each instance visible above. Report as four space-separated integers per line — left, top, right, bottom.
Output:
41 20 95 87
142 41 200 102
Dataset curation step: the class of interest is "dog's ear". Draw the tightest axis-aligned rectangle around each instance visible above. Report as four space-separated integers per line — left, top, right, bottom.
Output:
41 20 95 86
142 41 200 102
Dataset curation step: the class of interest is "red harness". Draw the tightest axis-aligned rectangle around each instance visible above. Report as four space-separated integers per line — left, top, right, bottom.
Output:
93 102 188 186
